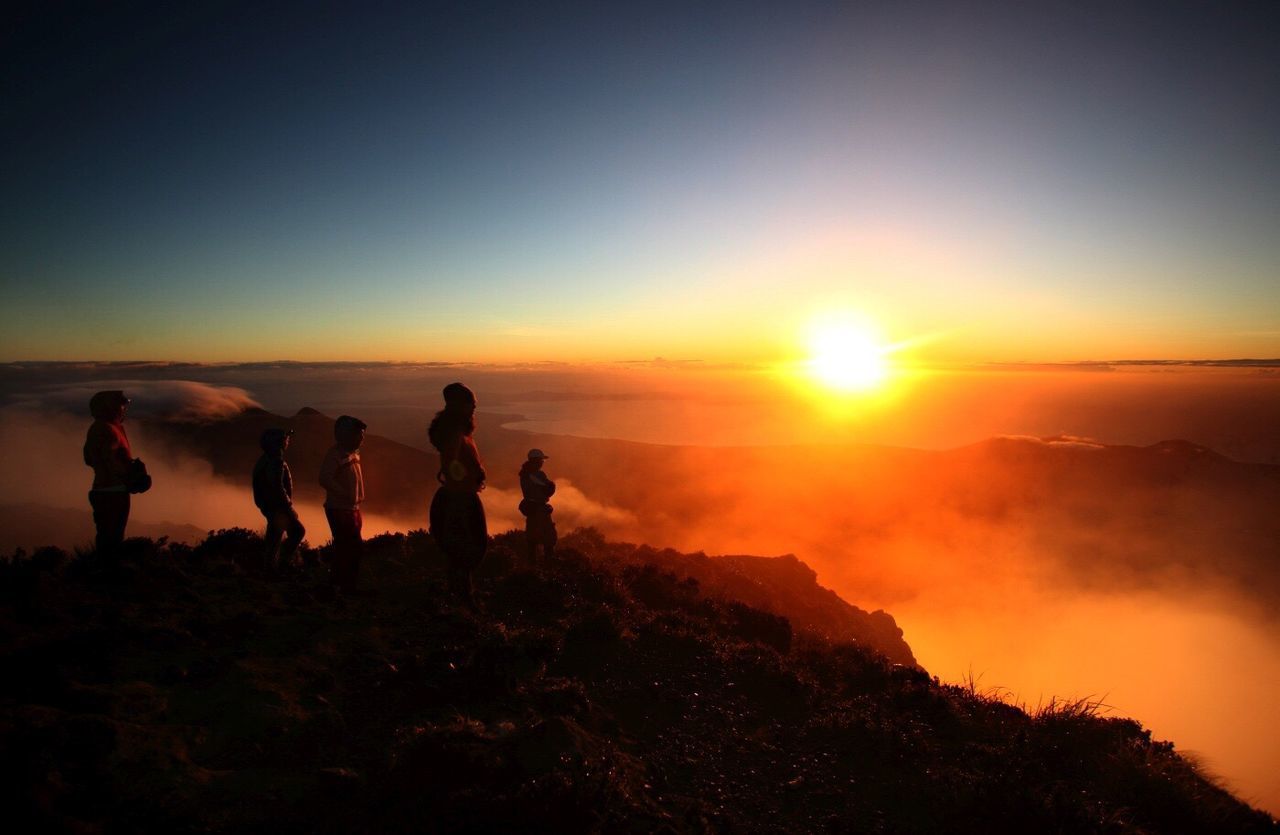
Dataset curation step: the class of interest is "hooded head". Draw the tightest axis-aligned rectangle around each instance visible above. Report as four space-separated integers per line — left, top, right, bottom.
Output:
89 390 130 422
260 427 293 454
334 415 367 451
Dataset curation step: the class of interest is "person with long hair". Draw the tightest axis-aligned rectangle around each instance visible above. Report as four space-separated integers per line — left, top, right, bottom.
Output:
428 382 487 607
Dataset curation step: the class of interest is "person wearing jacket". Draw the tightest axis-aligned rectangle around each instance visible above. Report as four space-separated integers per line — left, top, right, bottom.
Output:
83 390 135 558
319 415 366 593
428 383 487 608
519 448 557 563
253 427 305 571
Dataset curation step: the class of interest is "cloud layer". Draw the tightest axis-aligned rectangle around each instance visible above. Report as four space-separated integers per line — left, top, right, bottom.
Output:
11 380 260 422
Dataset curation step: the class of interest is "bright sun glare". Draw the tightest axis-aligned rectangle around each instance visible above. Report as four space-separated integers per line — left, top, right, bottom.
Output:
807 322 890 392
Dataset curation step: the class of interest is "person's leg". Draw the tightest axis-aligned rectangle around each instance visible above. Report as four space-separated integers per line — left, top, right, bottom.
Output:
324 508 350 589
118 492 131 547
281 511 305 563
263 511 285 569
525 517 539 565
430 489 458 593
444 521 470 602
457 495 488 604
469 495 488 570
544 515 558 561
527 512 555 563
347 509 363 590
91 491 130 560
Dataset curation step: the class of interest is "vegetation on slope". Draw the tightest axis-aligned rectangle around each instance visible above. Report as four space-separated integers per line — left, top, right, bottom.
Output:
1 529 1274 833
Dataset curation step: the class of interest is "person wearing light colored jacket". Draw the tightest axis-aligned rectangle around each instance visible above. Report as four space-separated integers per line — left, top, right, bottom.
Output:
319 415 366 593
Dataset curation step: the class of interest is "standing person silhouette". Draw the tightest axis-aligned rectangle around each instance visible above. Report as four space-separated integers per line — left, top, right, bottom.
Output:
320 415 366 594
83 390 136 561
428 382 487 608
253 428 305 572
519 449 557 563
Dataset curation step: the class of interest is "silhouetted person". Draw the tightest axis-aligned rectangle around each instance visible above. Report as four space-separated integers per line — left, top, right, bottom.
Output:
519 448 557 563
83 390 144 561
320 415 366 594
253 428 305 572
428 382 488 608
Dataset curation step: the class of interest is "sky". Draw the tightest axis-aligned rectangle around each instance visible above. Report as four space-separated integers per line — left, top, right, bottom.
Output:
2 0 1278 363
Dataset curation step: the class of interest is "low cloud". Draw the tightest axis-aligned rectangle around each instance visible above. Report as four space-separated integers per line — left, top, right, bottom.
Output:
13 380 260 422
482 479 638 537
0 405 407 550
995 434 1106 450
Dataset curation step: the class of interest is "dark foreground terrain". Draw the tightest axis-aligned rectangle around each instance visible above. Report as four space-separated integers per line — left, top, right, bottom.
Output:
1 529 1274 834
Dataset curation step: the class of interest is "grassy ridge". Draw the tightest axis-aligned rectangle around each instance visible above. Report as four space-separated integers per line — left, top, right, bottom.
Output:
1 529 1274 833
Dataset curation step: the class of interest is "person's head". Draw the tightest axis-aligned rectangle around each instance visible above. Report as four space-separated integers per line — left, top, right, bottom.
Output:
260 428 293 455
89 390 130 423
429 383 477 450
442 382 476 414
334 415 367 452
527 448 549 471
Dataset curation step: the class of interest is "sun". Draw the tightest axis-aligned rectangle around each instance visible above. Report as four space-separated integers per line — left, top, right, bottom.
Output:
806 322 889 392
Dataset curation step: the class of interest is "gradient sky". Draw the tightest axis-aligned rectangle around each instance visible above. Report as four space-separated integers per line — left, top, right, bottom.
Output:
3 0 1278 363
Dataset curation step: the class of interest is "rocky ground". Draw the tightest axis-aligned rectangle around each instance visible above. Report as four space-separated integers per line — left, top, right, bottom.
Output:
1 528 1275 833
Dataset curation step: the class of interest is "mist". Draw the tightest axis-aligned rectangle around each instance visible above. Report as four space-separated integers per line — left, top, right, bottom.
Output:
2 364 1278 813
0 405 412 550
0 376 639 556
543 433 1280 808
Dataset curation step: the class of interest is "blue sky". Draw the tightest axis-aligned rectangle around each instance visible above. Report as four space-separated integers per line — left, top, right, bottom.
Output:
3 0 1278 361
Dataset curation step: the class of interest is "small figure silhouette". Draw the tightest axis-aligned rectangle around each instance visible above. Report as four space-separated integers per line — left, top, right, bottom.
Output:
428 382 488 608
519 448 557 563
253 428 305 572
320 415 366 594
83 390 147 561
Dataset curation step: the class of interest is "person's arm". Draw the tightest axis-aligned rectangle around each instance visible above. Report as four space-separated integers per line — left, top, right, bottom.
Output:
468 438 486 489
103 426 132 482
319 449 346 499
524 471 554 501
265 459 291 509
281 461 294 504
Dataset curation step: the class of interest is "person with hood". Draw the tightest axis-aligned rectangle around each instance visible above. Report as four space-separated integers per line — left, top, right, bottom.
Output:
253 428 305 571
83 390 144 558
428 382 487 607
519 448 557 563
319 415 366 593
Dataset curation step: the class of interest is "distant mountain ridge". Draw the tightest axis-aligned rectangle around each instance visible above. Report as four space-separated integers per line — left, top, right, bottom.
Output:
135 405 1280 614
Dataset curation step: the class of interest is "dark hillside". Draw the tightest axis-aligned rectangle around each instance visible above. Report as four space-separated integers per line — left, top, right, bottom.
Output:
2 531 1273 833
566 531 913 666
